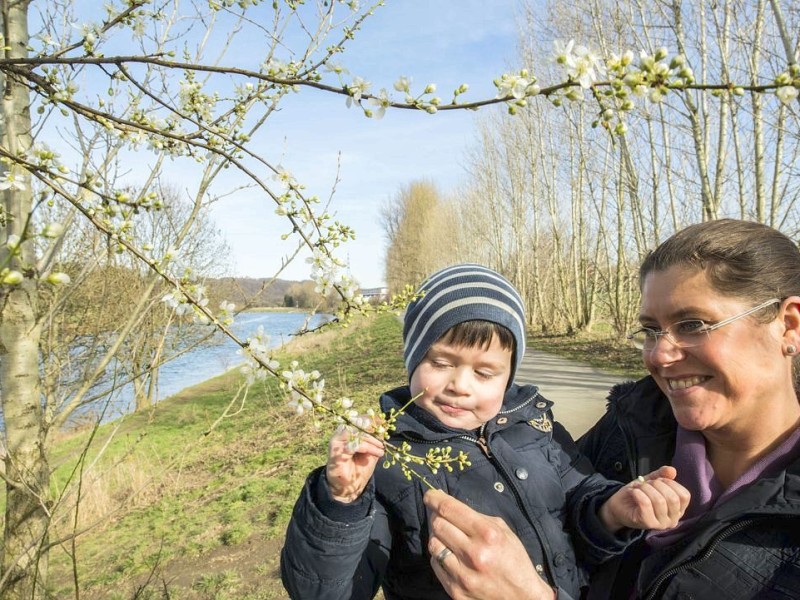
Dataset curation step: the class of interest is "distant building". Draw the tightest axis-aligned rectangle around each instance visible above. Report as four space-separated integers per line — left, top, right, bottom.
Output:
360 286 389 301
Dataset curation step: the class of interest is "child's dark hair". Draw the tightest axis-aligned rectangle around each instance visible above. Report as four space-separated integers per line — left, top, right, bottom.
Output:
438 320 515 352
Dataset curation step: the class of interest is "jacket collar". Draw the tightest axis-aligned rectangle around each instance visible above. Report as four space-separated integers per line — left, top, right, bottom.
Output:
607 375 676 436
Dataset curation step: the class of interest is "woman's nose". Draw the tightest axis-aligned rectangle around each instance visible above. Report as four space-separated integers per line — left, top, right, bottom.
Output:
646 334 685 366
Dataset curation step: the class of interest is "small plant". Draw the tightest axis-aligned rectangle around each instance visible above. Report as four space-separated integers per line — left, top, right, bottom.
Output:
220 523 250 546
192 570 240 597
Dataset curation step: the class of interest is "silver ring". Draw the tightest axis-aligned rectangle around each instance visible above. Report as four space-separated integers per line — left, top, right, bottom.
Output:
435 546 453 567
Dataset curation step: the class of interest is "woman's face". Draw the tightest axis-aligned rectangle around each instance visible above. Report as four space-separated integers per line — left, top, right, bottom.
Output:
639 266 789 434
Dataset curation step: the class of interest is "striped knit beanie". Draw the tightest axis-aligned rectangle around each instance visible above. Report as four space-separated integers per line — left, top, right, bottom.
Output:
403 264 526 386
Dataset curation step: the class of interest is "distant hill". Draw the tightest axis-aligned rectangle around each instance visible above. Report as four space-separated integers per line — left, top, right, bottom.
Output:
205 277 309 308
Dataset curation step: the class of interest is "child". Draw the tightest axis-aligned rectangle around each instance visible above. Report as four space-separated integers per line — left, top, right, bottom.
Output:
281 264 689 600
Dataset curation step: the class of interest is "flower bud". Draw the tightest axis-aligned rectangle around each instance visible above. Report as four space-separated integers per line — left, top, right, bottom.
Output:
45 272 71 285
42 223 64 238
775 72 792 86
621 50 634 66
2 270 24 285
669 55 686 69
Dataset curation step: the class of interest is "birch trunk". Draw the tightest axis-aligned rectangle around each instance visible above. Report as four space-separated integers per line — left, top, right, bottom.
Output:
0 1 51 597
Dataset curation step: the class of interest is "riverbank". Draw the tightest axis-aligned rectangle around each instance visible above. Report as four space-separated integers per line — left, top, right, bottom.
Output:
46 313 406 599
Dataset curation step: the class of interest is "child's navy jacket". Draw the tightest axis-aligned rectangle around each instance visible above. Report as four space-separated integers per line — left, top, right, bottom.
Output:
281 383 636 599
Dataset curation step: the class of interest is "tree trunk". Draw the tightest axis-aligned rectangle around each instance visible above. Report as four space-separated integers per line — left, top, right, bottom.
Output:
0 1 50 597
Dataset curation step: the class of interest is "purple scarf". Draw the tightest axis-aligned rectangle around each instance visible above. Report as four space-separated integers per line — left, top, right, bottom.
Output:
647 422 800 549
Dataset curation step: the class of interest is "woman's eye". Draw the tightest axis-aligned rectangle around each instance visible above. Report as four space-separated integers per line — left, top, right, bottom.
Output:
674 320 707 335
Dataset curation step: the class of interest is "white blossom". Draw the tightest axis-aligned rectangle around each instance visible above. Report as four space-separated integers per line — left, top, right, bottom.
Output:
324 62 349 75
495 74 530 100
566 44 605 88
552 39 575 65
345 77 371 108
0 173 27 191
394 76 411 93
776 86 799 105
367 88 391 119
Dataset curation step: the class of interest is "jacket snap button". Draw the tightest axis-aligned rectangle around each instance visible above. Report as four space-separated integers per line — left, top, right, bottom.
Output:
515 467 528 480
493 482 505 493
614 461 624 472
554 553 566 567
535 401 547 409
497 416 508 425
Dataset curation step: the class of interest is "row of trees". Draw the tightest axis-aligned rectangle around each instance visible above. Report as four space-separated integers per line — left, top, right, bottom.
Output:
383 0 800 337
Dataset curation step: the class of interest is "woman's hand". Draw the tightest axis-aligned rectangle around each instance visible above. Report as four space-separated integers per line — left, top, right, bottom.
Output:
325 427 385 503
423 489 556 600
600 465 691 533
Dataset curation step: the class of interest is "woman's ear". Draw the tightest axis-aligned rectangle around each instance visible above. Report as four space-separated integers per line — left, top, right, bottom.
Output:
781 296 800 352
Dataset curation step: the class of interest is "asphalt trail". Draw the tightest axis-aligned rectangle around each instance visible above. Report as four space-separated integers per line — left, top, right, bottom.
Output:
515 350 635 438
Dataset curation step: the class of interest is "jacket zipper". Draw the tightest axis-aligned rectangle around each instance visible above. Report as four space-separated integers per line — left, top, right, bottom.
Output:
400 393 558 584
641 517 759 600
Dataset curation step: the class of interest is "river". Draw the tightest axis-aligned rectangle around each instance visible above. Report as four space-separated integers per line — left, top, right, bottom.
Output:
149 311 332 400
74 310 332 425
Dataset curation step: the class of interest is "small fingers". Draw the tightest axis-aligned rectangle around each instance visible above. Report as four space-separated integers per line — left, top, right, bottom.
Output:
629 477 690 528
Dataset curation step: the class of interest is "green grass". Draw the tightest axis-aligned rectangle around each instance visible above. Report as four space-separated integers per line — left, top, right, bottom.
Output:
45 313 407 599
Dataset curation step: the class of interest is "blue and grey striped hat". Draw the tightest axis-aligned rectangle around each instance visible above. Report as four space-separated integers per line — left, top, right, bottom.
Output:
403 264 526 385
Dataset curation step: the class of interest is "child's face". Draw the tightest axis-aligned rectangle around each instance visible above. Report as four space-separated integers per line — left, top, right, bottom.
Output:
410 334 513 430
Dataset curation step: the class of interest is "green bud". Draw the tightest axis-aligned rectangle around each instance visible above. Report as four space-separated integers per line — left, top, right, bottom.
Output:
2 270 24 285
775 72 792 85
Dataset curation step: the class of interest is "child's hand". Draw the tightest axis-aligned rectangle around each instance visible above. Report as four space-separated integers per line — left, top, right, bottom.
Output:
599 466 691 533
325 426 385 503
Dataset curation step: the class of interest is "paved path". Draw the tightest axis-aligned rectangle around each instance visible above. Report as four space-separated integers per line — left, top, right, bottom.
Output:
515 350 627 438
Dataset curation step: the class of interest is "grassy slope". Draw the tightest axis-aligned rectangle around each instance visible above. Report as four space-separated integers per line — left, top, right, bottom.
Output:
48 313 407 599
46 316 641 599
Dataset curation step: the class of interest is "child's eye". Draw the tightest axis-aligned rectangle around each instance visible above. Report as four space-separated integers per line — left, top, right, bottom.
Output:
475 370 495 380
430 360 451 369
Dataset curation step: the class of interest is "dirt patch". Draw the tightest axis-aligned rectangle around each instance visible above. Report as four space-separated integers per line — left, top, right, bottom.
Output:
85 535 288 599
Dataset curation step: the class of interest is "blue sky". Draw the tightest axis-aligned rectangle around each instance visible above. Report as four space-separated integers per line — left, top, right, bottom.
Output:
212 1 523 287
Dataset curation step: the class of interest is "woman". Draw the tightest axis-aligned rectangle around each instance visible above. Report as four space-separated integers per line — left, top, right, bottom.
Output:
424 219 800 599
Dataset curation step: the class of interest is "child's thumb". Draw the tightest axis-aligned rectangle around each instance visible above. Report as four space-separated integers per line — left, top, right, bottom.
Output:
644 465 677 481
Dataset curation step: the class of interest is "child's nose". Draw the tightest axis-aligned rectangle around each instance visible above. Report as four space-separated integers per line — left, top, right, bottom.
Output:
447 367 472 394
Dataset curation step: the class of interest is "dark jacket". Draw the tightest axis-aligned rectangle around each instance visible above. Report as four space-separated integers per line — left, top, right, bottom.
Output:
281 383 633 600
578 376 800 600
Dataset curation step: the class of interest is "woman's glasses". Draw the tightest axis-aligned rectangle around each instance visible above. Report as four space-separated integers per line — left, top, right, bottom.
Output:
627 298 780 351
